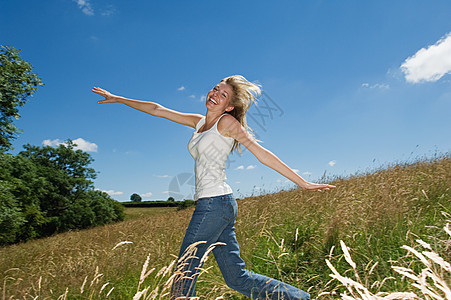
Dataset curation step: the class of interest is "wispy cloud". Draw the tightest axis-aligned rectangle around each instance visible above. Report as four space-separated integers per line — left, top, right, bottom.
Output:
102 190 123 196
141 192 153 198
302 171 312 176
361 83 390 90
42 138 98 153
101 5 116 16
401 32 451 83
177 86 185 91
154 174 169 178
189 95 196 99
125 150 138 155
235 165 257 170
328 160 336 167
73 0 94 16
199 95 206 102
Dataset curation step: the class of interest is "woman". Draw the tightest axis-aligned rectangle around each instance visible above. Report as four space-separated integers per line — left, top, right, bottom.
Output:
93 75 335 300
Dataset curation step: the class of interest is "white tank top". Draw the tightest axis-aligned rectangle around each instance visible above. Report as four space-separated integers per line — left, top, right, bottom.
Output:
188 114 234 200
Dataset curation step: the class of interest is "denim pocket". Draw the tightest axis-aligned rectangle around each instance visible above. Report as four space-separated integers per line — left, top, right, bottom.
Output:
222 199 237 222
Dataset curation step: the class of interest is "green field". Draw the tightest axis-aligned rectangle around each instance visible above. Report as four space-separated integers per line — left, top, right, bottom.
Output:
124 206 179 221
0 156 449 299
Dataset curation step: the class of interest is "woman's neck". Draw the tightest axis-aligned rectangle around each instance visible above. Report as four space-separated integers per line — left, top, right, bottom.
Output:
205 111 224 124
200 111 224 132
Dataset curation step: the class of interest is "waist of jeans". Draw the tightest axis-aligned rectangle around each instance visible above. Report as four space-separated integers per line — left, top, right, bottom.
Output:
196 193 233 203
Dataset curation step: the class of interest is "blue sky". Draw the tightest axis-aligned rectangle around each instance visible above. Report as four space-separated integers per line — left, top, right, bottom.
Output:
1 0 450 201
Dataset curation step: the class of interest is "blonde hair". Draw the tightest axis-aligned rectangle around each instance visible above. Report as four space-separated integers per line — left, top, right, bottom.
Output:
220 75 261 154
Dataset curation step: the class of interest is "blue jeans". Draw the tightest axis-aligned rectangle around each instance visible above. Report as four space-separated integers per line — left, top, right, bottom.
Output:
170 194 310 300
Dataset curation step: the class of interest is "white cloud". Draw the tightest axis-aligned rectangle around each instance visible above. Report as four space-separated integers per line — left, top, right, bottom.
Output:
155 174 169 178
401 32 451 83
102 190 123 196
42 138 98 152
328 160 336 167
178 86 185 91
292 169 299 173
200 95 206 102
42 138 63 147
73 0 94 16
361 83 390 90
141 192 153 198
236 165 257 170
302 171 312 176
72 138 98 152
189 95 196 99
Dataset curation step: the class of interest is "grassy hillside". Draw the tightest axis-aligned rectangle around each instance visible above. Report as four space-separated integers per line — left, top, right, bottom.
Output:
0 156 449 299
123 206 178 221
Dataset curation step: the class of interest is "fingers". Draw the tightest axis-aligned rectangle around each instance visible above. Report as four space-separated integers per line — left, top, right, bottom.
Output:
304 183 336 192
92 87 106 96
92 87 113 104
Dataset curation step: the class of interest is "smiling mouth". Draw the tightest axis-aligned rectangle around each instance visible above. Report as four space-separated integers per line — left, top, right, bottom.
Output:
209 98 218 105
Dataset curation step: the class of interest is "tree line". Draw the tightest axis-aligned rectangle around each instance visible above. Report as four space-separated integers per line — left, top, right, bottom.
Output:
0 46 124 245
124 196 195 210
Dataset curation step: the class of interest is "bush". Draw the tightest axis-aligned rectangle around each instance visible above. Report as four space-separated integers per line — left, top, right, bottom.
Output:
177 200 196 211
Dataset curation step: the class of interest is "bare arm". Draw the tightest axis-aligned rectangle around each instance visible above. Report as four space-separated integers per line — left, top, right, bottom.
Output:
92 87 202 128
219 115 336 192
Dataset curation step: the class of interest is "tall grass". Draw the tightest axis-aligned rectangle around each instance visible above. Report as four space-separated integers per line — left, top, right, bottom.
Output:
0 155 449 299
324 223 450 299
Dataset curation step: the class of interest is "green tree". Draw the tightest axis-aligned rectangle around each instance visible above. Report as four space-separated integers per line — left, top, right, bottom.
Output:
0 46 43 151
0 152 47 243
18 141 97 234
167 196 175 202
0 142 125 245
130 193 142 202
0 179 25 245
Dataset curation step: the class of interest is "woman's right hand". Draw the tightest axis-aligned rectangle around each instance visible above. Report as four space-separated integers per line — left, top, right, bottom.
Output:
92 87 121 104
300 182 336 192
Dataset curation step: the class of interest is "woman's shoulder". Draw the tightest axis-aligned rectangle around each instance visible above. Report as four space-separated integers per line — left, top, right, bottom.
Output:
195 115 206 130
218 113 239 126
217 114 241 137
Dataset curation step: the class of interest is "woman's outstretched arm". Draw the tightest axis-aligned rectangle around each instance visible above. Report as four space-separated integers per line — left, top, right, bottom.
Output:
219 115 336 192
92 87 203 128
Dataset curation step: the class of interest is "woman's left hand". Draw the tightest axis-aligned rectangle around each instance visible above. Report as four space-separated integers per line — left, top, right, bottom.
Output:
301 182 336 192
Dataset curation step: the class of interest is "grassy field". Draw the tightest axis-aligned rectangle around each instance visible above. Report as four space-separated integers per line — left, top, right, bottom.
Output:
0 156 449 299
123 206 178 221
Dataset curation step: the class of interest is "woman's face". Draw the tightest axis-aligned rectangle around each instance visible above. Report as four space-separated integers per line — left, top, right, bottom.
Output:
206 82 234 113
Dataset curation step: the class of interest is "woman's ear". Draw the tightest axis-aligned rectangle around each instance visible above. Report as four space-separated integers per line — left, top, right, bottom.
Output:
225 106 234 112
